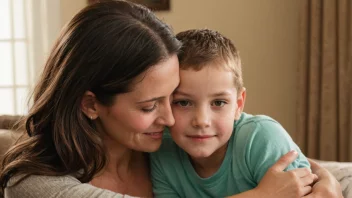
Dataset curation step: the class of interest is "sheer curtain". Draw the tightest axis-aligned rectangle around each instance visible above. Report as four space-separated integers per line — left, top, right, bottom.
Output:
0 0 61 115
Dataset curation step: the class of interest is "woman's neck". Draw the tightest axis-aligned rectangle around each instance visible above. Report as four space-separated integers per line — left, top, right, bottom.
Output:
90 136 151 196
101 136 141 180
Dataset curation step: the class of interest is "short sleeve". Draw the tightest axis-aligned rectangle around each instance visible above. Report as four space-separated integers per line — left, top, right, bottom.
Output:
240 119 310 183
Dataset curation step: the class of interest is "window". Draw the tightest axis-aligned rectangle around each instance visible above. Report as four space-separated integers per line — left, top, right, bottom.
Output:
0 0 31 115
0 0 61 115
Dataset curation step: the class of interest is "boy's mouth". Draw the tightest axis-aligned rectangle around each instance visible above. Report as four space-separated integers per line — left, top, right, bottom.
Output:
186 135 215 141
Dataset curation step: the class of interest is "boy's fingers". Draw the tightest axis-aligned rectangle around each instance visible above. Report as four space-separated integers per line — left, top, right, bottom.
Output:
271 150 298 172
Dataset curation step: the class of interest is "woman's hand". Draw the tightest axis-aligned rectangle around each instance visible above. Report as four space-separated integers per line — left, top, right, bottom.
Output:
303 159 343 198
254 150 318 198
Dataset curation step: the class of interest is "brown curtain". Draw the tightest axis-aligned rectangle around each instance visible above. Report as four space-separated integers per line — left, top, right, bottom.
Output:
297 0 352 162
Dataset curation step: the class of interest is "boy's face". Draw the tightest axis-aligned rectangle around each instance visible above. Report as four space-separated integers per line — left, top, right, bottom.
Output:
170 64 245 159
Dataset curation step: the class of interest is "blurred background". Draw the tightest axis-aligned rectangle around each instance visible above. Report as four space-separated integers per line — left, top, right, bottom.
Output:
0 0 351 161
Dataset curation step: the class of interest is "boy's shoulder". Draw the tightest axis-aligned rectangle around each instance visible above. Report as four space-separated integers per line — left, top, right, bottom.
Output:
232 113 309 182
234 112 284 137
235 112 279 128
232 112 291 152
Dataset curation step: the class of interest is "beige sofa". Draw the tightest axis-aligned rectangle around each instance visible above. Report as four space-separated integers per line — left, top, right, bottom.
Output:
0 115 23 162
0 115 351 197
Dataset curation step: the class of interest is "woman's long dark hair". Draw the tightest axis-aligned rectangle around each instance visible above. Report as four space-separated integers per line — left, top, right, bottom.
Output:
0 0 180 195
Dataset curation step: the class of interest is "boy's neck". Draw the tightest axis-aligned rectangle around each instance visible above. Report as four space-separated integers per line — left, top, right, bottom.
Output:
189 142 229 178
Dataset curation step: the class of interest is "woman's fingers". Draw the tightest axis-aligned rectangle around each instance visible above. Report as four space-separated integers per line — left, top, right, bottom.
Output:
300 173 318 186
301 186 313 196
270 150 298 172
290 167 311 177
308 158 322 173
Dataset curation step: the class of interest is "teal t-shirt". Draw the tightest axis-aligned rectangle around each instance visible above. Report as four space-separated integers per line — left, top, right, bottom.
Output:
150 113 310 198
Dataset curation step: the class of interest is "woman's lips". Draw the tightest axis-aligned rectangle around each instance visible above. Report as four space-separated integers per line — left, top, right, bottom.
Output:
144 131 163 139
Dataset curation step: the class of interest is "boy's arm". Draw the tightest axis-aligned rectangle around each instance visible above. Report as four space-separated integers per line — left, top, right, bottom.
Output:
227 119 315 198
224 153 343 198
226 151 317 198
245 120 310 182
150 153 180 198
244 119 342 197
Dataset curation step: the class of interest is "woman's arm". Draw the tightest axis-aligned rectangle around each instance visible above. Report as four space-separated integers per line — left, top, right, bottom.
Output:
226 153 343 198
303 159 343 198
227 151 317 198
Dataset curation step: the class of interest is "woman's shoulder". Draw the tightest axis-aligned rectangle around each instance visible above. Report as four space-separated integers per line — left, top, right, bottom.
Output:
5 174 126 198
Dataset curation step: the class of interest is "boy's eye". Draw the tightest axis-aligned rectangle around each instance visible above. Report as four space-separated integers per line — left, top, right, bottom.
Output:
173 100 191 107
212 100 226 107
142 104 157 112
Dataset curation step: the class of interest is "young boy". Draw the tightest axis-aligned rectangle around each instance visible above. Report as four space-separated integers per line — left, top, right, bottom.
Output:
150 29 311 197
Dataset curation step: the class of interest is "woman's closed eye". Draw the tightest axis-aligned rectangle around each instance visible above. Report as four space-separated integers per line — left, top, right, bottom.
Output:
142 103 157 112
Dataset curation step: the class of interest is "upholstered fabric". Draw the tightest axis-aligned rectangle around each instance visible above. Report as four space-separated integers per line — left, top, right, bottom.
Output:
0 115 22 130
0 129 21 161
0 115 23 161
318 160 352 198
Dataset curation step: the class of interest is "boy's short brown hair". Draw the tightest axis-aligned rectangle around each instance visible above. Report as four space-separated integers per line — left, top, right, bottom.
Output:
176 29 243 92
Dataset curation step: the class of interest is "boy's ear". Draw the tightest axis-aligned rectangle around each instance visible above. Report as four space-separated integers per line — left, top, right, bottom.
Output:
235 88 246 120
81 91 99 120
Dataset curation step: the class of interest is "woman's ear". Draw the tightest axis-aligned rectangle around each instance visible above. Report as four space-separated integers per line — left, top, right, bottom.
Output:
235 88 246 120
81 91 99 120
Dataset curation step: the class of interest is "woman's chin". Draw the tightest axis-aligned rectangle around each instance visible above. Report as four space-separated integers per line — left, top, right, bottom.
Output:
140 141 163 153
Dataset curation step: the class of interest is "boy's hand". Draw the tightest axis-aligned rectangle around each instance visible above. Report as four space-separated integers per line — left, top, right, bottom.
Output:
303 159 343 198
254 151 318 198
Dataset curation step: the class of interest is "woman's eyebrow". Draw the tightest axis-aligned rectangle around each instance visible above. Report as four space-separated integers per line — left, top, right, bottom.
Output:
137 96 164 103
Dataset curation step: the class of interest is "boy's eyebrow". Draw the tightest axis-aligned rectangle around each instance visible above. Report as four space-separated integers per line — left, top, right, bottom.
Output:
173 90 232 97
210 91 232 97
137 96 164 103
173 90 192 97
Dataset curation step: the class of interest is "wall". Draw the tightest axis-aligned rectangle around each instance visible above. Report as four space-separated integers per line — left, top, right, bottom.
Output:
157 0 300 138
60 0 300 138
60 0 87 26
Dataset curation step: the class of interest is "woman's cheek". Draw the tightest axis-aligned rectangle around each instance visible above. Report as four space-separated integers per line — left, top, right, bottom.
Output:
133 113 155 132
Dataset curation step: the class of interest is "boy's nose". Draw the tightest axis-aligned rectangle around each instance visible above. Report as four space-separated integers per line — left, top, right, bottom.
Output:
192 108 211 128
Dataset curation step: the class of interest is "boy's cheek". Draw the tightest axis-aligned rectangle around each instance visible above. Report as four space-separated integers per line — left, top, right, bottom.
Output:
170 111 188 131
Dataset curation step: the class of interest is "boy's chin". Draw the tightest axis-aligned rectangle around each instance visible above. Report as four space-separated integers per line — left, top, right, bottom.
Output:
187 149 215 159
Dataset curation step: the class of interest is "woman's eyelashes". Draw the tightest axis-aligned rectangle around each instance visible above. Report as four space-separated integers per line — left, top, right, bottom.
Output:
142 103 158 112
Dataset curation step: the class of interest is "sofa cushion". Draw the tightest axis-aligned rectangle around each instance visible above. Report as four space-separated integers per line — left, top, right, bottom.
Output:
318 160 352 198
0 115 22 130
0 129 22 161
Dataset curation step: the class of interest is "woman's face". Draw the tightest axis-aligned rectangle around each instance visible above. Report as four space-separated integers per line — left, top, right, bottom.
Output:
95 55 179 152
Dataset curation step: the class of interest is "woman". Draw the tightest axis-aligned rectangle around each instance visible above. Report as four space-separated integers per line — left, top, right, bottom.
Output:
0 1 342 197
